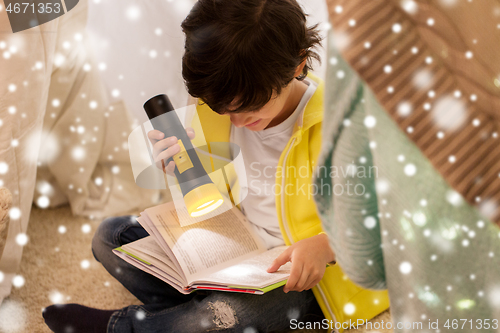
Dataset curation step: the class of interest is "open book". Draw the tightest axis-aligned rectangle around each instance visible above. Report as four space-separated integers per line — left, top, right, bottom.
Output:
113 201 291 295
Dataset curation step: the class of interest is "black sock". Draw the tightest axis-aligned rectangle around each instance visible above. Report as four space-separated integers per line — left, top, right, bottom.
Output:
42 303 118 333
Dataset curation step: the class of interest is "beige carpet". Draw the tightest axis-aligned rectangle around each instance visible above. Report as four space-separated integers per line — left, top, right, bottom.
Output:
0 204 392 333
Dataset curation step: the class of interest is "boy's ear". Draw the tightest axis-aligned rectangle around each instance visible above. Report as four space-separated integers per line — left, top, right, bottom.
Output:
294 58 307 78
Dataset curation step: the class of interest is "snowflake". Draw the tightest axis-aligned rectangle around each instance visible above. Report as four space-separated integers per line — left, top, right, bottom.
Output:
343 303 355 315
15 233 28 246
399 261 412 274
81 224 91 234
12 275 25 288
287 307 300 320
135 309 146 320
412 212 427 226
376 179 390 194
363 216 377 229
243 327 258 333
36 196 50 208
446 190 464 206
413 69 433 89
397 101 412 117
126 5 141 20
80 260 90 269
364 115 376 128
72 147 86 161
9 207 21 220
49 290 65 304
0 162 8 174
439 0 459 7
401 0 418 14
404 163 417 176
392 23 402 33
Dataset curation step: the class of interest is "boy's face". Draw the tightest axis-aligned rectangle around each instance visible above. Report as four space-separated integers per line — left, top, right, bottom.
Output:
226 81 295 131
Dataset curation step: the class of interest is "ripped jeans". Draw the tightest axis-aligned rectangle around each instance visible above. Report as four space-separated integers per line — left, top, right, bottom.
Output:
91 215 325 333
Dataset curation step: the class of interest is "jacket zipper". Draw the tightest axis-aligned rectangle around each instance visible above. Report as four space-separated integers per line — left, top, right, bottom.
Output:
279 137 338 332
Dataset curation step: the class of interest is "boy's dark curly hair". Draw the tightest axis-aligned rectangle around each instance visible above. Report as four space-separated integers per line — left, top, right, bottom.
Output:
181 0 322 114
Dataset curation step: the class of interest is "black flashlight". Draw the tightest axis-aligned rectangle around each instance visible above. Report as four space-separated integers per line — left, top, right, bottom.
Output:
144 94 224 217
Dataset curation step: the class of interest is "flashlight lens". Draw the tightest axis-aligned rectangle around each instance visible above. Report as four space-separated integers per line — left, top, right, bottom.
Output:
197 200 215 210
191 199 224 217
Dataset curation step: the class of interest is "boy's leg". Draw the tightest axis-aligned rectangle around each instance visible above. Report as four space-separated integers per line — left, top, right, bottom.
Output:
91 215 195 307
108 286 324 333
43 215 197 333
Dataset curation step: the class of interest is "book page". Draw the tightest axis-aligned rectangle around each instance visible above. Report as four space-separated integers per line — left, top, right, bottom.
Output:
145 202 267 281
136 214 184 275
121 236 185 285
195 246 291 288
113 250 191 294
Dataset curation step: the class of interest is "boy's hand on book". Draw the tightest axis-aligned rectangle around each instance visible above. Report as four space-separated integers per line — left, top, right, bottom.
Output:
147 128 195 175
266 233 335 293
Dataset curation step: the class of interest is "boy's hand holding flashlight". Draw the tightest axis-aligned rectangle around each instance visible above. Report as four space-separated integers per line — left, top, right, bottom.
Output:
147 128 195 175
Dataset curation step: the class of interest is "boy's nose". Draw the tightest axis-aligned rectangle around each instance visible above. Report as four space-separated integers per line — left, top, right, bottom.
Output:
229 114 251 128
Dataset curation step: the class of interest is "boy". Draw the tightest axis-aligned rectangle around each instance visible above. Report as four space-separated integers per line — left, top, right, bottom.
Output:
44 0 339 332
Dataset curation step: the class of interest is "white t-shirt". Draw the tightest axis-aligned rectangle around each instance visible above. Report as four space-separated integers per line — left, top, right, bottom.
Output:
230 79 317 249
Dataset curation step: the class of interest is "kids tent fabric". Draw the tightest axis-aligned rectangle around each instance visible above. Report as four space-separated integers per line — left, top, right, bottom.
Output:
314 1 500 329
0 0 165 303
324 0 500 227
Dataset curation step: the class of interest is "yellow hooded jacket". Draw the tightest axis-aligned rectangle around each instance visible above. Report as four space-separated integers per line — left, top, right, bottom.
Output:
192 73 389 331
